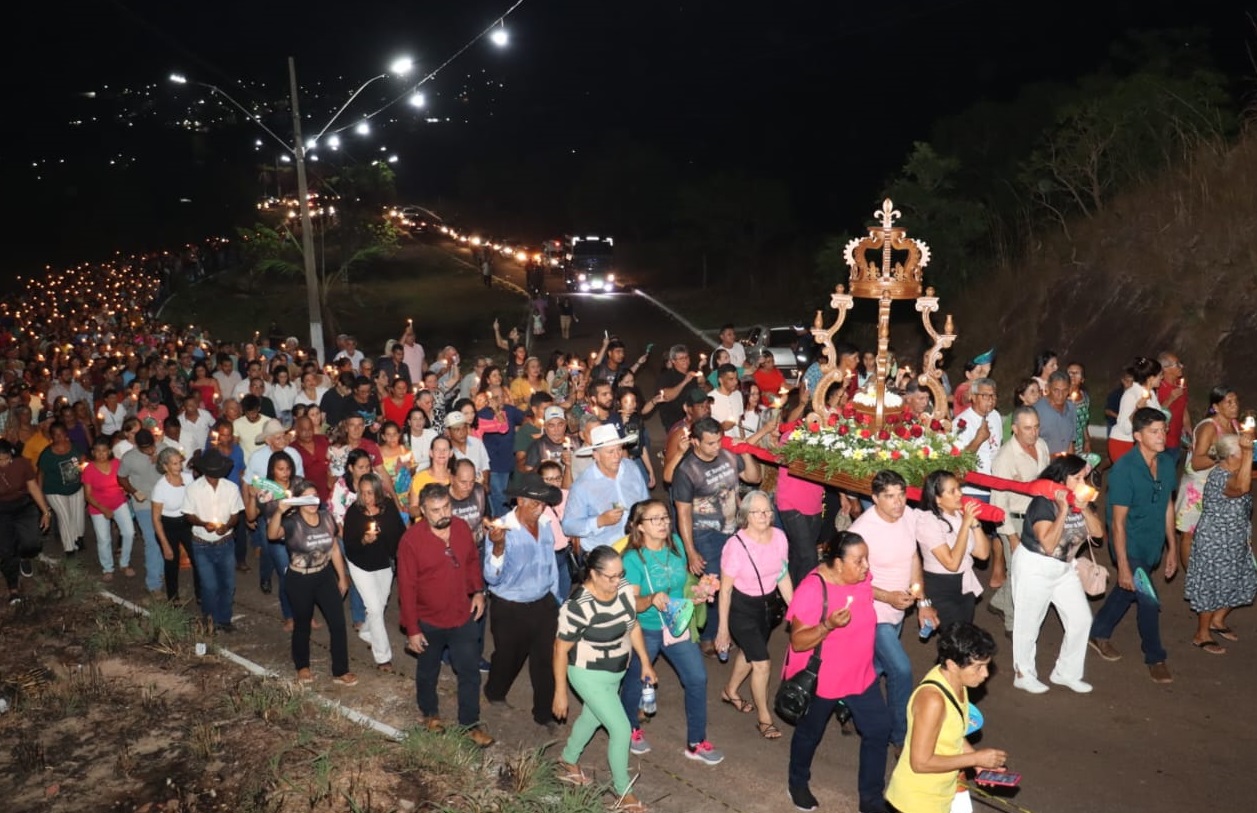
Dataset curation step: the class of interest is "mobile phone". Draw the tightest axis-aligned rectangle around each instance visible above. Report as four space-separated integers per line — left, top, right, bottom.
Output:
645 343 654 354
975 770 1021 788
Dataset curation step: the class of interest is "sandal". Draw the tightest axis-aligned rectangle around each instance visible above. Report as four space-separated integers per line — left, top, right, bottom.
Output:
756 721 782 739
720 691 755 714
296 668 314 684
332 672 359 686
1210 626 1239 642
376 662 394 673
1193 639 1227 655
612 792 649 812
555 762 592 786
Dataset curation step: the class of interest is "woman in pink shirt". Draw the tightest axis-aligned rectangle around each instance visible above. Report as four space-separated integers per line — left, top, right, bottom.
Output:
81 437 136 580
715 490 793 739
784 531 891 813
916 471 990 629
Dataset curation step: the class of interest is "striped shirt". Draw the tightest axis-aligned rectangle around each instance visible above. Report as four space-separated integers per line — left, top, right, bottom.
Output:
557 580 637 672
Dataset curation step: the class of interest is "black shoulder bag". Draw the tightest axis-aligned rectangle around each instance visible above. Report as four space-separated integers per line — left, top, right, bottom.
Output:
734 533 787 629
774 572 828 726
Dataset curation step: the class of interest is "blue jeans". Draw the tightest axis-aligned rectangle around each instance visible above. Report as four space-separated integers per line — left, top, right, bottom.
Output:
555 549 572 603
621 627 708 746
872 622 912 747
692 527 728 642
788 681 890 812
337 538 367 625
252 523 293 620
133 501 163 593
1090 559 1166 664
192 540 236 625
489 470 510 518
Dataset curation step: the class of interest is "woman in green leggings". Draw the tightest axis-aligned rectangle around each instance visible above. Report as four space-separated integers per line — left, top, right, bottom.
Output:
553 547 657 812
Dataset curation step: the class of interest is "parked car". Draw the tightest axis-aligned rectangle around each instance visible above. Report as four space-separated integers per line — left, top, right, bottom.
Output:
742 324 819 375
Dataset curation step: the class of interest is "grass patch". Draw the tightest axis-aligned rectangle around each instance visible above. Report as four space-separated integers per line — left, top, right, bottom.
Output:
162 242 531 357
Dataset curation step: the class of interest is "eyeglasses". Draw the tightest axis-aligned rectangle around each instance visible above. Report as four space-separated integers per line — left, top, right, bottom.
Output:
748 509 773 517
1151 480 1163 504
444 543 461 568
642 516 670 524
601 570 625 580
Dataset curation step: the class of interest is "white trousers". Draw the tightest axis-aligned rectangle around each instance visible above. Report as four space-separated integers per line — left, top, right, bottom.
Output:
91 502 135 574
347 561 394 665
48 493 86 552
1010 545 1091 682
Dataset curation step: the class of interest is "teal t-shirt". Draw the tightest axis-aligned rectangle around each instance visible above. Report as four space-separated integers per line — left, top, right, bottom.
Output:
38 445 87 496
1106 449 1176 565
622 537 689 631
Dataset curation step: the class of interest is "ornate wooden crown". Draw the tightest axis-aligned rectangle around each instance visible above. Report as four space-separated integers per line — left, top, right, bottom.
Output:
843 198 931 300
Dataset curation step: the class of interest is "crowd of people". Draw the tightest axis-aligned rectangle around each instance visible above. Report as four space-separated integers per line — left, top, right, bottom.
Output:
2 241 1255 813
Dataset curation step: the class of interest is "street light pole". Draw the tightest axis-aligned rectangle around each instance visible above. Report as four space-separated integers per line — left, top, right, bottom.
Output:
288 56 323 363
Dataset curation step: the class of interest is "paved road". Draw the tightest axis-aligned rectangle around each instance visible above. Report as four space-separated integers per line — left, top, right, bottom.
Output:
82 241 1257 812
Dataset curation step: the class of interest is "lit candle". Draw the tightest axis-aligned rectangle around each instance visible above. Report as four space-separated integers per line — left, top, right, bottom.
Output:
1242 416 1256 432
845 595 854 609
1074 484 1099 504
909 582 921 597
367 520 379 536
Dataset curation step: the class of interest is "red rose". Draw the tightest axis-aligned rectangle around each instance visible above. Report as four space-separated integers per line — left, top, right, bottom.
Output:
877 429 891 441
838 424 850 436
858 414 872 426
929 419 943 432
859 428 872 439
910 425 924 438
895 426 910 439
950 445 962 456
827 413 840 427
891 450 902 460
842 403 856 418
956 418 968 431
807 422 820 433
884 413 897 425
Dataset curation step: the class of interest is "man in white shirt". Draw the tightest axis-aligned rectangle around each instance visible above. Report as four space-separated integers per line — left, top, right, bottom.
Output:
177 394 215 461
954 377 1002 498
333 336 365 373
708 364 746 439
716 324 747 372
212 356 242 400
182 448 245 632
445 412 490 489
244 418 306 484
987 405 1052 638
47 366 93 410
233 397 270 454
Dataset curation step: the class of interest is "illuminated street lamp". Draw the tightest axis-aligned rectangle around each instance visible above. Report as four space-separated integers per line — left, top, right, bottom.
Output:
490 22 509 47
354 121 370 135
408 92 426 109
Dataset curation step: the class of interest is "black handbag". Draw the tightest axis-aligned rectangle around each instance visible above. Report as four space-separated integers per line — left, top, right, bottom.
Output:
734 533 787 629
774 572 827 726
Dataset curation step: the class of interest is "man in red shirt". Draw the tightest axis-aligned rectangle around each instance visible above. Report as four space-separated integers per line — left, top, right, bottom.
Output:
289 415 331 501
397 482 493 747
1155 352 1191 463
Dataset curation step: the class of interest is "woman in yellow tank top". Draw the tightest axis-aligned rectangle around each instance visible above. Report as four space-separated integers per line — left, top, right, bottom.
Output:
887 623 1008 813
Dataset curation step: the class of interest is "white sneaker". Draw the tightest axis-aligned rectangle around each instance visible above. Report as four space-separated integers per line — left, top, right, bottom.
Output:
1049 674 1093 693
1013 675 1050 694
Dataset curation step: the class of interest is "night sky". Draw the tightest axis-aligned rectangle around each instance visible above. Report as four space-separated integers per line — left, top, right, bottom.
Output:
3 0 1250 273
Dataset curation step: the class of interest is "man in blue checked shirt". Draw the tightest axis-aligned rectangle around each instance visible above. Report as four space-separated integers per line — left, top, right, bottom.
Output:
483 472 564 727
561 425 650 550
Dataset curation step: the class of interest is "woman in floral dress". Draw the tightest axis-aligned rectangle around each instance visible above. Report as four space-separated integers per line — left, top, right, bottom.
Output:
1175 387 1240 571
1184 431 1256 653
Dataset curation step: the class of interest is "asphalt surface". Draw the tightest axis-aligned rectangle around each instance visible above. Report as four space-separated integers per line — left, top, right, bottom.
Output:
51 242 1257 813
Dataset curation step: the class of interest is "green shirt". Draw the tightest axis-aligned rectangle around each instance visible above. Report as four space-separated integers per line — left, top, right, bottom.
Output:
37 446 86 496
622 539 689 631
1106 449 1175 565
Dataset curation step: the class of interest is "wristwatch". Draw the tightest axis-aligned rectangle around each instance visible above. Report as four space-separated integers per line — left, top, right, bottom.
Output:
916 598 933 609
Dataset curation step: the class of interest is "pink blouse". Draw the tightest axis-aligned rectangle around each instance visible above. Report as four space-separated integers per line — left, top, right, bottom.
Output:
82 459 127 515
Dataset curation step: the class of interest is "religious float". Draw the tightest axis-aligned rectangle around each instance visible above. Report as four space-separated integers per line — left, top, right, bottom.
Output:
777 198 977 495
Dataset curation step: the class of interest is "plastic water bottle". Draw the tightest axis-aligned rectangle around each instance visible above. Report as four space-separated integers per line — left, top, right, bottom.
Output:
717 646 729 663
640 681 657 715
919 619 936 640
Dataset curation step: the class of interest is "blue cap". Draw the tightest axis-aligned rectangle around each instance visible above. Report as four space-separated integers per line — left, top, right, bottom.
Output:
971 348 995 366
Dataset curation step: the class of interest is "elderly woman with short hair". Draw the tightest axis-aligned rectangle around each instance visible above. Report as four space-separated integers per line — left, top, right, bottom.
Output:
715 489 793 739
1184 431 1256 653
